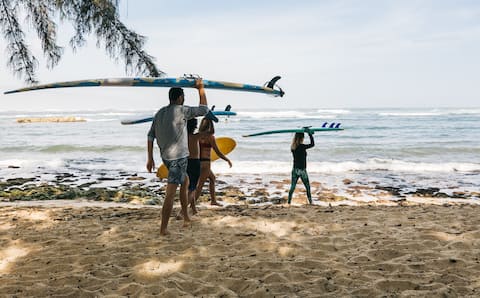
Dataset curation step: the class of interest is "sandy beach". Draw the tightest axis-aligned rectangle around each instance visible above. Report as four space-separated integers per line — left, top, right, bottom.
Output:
1 200 479 297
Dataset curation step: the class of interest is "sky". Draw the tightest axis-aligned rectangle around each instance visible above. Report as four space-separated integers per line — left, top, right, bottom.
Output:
1 0 479 111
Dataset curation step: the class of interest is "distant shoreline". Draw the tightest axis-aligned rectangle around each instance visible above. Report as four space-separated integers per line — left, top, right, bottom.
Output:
16 116 86 123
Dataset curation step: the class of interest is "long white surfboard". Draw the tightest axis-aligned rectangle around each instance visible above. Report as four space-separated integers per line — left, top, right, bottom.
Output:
4 76 284 97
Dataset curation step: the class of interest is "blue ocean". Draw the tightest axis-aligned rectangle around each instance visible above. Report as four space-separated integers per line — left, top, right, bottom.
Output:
1 108 479 203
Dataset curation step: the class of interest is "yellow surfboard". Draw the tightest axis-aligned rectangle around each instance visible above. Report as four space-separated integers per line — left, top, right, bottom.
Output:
156 137 236 179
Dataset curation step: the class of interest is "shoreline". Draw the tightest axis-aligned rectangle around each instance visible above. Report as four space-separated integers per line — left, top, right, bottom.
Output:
1 172 479 207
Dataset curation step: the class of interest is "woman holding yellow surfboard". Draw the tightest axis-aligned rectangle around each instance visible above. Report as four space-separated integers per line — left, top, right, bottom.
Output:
195 118 233 205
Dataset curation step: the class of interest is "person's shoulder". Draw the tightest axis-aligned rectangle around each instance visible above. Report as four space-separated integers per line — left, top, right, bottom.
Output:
157 105 170 113
190 132 200 139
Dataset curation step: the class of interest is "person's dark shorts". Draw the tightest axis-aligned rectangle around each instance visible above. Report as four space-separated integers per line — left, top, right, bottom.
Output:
187 158 201 191
163 157 188 185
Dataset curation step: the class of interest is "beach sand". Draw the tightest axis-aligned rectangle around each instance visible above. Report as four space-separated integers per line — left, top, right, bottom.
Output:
1 201 480 297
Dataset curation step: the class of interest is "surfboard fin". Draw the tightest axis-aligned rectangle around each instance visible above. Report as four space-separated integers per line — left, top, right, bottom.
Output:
329 123 336 128
322 122 328 127
265 76 284 97
225 104 231 111
266 76 281 88
205 110 219 123
335 123 341 128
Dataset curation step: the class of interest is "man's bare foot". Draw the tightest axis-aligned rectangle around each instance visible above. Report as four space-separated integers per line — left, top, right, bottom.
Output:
160 230 170 236
175 213 183 220
183 220 192 228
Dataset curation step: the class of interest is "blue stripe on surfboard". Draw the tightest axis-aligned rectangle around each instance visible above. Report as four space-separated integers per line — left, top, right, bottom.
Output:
210 111 236 116
120 110 237 125
242 127 344 137
4 77 284 97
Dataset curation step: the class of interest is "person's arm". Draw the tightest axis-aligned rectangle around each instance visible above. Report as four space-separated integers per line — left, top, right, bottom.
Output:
195 78 207 106
185 79 209 118
146 140 155 172
306 133 315 149
211 136 232 168
146 122 156 172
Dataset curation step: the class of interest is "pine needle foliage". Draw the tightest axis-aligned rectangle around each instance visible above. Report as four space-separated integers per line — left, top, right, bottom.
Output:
0 0 162 84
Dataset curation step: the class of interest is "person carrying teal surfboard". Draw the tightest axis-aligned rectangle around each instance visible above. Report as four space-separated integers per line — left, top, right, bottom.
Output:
288 129 315 204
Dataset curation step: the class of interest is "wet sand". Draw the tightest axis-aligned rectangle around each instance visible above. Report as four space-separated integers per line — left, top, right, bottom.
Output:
1 201 480 297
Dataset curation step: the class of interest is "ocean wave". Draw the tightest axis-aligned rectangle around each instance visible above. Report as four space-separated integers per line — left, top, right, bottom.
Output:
0 158 65 169
316 109 351 114
0 145 144 153
211 159 480 174
308 159 480 173
378 112 443 117
378 109 480 117
237 111 336 119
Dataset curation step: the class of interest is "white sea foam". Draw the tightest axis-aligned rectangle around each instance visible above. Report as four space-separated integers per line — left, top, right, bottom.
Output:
0 158 66 170
378 108 480 117
237 111 332 119
212 159 480 174
316 109 351 114
378 112 443 117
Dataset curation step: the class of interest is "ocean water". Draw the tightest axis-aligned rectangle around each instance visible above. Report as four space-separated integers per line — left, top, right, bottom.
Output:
1 108 479 200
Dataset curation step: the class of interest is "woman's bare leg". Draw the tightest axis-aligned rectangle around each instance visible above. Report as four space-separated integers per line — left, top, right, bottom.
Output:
195 162 210 202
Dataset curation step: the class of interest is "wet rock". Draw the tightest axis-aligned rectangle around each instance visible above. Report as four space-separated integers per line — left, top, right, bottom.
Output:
247 197 266 204
375 185 402 196
433 192 450 198
452 191 468 199
97 177 116 181
408 187 446 197
5 178 36 187
127 176 146 181
78 182 97 188
269 196 285 204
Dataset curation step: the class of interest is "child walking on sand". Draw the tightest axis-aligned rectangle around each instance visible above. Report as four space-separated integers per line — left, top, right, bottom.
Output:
288 130 315 204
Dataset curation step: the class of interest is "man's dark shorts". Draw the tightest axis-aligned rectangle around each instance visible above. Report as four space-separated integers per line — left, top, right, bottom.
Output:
187 158 201 191
163 157 188 185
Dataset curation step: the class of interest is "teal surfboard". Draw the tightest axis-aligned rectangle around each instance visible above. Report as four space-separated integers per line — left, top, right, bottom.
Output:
4 76 284 97
121 110 237 125
243 125 344 137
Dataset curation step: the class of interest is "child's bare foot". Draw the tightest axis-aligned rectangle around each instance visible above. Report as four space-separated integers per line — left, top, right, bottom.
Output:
211 201 222 206
191 205 198 215
183 219 192 228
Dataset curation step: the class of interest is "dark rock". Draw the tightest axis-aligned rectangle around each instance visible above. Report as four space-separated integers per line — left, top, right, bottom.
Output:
375 185 402 196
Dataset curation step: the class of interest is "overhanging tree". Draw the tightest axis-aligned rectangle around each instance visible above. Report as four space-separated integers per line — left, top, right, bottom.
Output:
0 0 162 85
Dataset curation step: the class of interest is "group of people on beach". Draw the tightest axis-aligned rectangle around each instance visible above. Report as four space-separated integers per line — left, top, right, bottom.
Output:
146 79 313 235
146 79 232 235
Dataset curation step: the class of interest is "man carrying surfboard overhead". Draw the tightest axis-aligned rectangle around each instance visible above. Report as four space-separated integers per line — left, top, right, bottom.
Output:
146 79 209 236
